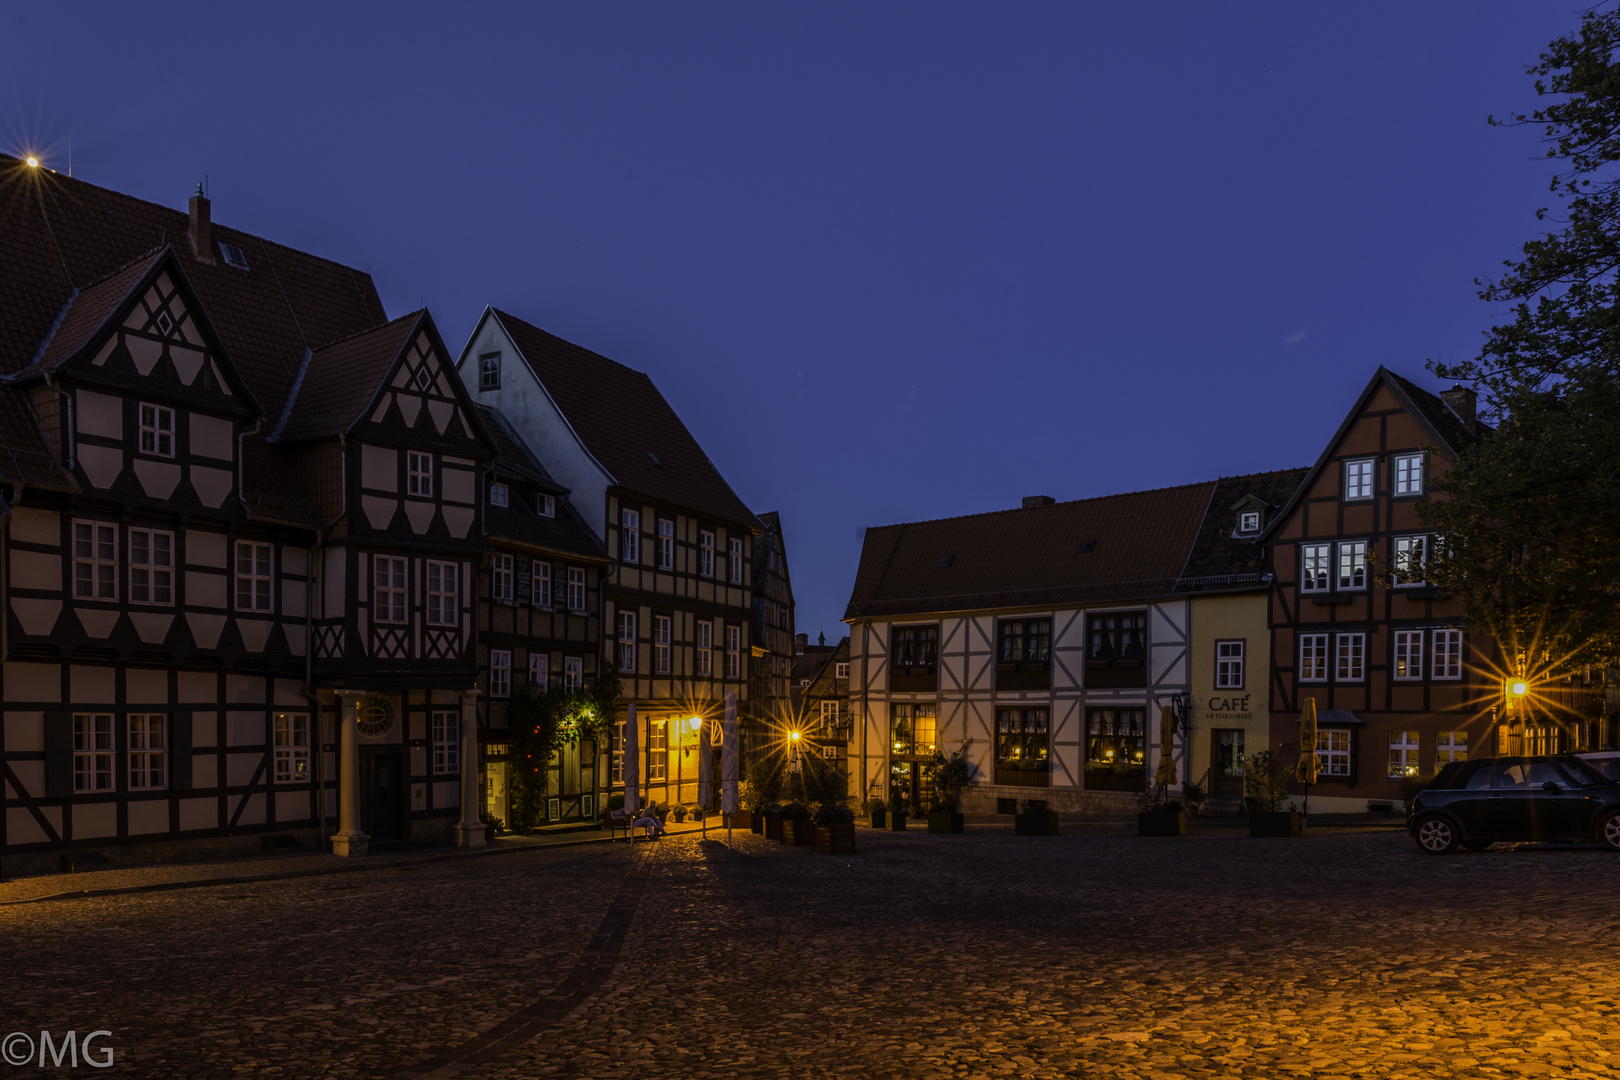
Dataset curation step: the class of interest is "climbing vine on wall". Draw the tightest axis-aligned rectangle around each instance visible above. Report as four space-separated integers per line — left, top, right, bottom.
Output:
504 672 620 833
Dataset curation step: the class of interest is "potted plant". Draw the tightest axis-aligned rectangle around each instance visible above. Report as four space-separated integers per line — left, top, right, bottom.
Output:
812 800 856 853
747 755 785 836
762 801 783 839
1136 788 1186 836
1014 798 1060 836
866 798 887 830
887 789 908 831
1246 751 1301 837
672 805 689 824
780 801 814 846
924 741 973 834
1183 781 1206 818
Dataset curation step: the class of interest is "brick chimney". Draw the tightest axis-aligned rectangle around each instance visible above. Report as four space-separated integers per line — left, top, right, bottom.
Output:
188 183 214 264
1440 384 1477 433
1022 495 1055 509
794 633 808 655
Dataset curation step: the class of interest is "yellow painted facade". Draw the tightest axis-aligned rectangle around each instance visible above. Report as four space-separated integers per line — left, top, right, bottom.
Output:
1186 591 1271 801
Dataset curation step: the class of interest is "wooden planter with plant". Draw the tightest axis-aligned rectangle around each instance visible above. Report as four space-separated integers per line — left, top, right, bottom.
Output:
727 808 754 831
813 801 857 853
1245 751 1302 837
1014 799 1060 836
1136 788 1186 836
866 799 886 829
921 741 975 836
762 802 783 839
779 803 813 846
927 809 965 834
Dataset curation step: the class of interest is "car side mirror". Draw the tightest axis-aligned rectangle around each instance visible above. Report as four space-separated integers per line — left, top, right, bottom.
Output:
1542 780 1561 792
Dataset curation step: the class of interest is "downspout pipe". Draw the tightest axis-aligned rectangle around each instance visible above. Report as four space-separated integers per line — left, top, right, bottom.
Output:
304 432 350 847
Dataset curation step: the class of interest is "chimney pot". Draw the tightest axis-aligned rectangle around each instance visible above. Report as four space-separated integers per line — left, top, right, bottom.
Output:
189 186 214 265
1022 495 1055 509
1440 384 1477 433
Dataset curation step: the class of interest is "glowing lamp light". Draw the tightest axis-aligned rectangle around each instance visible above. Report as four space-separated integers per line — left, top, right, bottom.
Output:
789 730 801 741
687 715 702 733
25 156 39 168
1511 681 1528 697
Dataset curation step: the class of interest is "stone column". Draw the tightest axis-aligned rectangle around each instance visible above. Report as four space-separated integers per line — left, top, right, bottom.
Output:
330 691 369 858
454 689 487 848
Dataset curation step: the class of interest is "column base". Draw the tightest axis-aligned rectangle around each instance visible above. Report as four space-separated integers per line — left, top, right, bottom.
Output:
455 821 488 849
330 831 370 858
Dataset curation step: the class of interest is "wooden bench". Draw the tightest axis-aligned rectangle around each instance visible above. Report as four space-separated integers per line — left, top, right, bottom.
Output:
604 808 634 839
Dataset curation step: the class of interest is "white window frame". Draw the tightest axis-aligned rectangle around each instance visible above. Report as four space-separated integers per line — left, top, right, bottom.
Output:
725 624 741 680
566 567 586 613
374 555 408 623
835 661 850 679
139 402 175 457
1433 629 1463 680
492 553 514 604
1316 728 1351 778
489 482 509 508
564 656 583 693
621 508 641 563
1299 633 1328 683
533 561 553 609
235 541 273 612
1337 540 1368 591
128 528 174 606
529 652 549 688
1300 543 1331 593
649 720 667 781
1336 632 1366 682
426 560 459 626
617 611 637 673
490 649 512 698
657 518 674 571
273 712 310 784
1394 453 1424 496
478 352 501 391
540 495 555 518
699 530 715 578
1388 730 1420 779
1343 458 1374 501
1238 511 1261 533
74 713 114 792
1393 630 1424 681
432 711 459 773
1436 730 1468 765
1392 535 1427 587
653 615 672 675
696 620 713 677
729 537 744 584
73 521 118 601
127 713 167 791
1215 640 1244 689
820 699 839 732
408 451 433 497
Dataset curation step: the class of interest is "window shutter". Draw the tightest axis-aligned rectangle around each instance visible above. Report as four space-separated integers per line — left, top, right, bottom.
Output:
171 711 194 791
44 711 72 797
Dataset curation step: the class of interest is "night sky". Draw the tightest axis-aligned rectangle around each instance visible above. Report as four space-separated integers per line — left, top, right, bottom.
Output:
0 2 1577 640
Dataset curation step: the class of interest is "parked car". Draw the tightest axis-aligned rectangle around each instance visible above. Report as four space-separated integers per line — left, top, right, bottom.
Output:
1577 750 1620 783
1407 755 1620 854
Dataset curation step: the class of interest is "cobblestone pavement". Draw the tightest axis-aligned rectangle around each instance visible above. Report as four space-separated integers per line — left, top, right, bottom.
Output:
4 824 1620 1078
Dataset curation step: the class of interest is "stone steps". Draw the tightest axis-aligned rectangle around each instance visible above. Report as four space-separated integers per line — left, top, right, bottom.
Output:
1198 796 1246 817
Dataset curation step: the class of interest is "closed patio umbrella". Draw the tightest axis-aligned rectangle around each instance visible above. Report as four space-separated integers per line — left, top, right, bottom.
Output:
697 710 713 808
1153 704 1178 788
1297 697 1320 784
721 691 739 845
622 704 640 815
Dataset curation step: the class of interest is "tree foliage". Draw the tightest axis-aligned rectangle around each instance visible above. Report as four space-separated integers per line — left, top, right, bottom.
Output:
504 672 620 834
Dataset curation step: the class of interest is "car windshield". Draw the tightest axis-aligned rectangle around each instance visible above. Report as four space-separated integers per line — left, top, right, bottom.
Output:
1578 756 1620 783
1557 758 1610 787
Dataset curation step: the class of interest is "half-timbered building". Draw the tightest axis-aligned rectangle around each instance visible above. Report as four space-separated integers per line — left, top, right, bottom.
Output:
456 308 760 811
0 158 490 873
750 511 796 732
790 634 852 772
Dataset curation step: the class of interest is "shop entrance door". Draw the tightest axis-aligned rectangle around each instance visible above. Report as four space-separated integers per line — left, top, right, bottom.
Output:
362 752 406 843
485 761 509 829
888 759 937 814
1211 730 1245 798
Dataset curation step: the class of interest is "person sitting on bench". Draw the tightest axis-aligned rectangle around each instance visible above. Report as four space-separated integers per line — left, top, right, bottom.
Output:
632 807 664 839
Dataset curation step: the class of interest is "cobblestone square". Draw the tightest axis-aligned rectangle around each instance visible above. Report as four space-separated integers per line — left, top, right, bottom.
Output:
5 823 1619 1078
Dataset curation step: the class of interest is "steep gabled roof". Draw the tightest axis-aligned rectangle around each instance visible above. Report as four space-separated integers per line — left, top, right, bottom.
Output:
844 481 1217 620
1175 468 1310 592
31 248 165 372
277 313 420 441
491 308 759 530
477 403 563 492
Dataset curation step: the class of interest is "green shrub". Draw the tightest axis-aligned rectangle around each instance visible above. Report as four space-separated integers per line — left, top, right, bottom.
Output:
780 801 812 821
1244 750 1296 813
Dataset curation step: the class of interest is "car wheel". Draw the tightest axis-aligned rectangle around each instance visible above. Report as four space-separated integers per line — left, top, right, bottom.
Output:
1598 812 1620 853
1415 816 1459 855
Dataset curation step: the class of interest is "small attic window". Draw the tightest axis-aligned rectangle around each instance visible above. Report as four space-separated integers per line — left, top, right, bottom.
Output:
1237 511 1262 534
1077 539 1097 554
539 495 556 518
647 452 661 466
489 482 509 508
218 242 250 270
938 555 955 568
154 310 174 336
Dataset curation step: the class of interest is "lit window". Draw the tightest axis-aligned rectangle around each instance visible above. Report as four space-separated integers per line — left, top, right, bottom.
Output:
653 615 672 675
1336 632 1366 682
822 745 837 760
650 720 667 781
478 352 501 391
273 713 309 784
235 541 273 612
1082 707 1135 774
139 403 175 457
1394 453 1424 496
492 553 514 604
1337 540 1367 591
529 652 549 688
621 508 641 563
699 530 715 578
611 721 625 783
564 656 583 693
657 518 674 571
1299 634 1328 682
1392 536 1427 586
566 567 586 613
374 555 407 622
1215 640 1244 689
489 482 509 508
426 560 459 625
73 714 114 792
1315 729 1351 777
73 521 118 600
696 620 713 677
729 537 744 584
725 624 741 679
1344 459 1374 500
1436 730 1468 765
1394 630 1424 681
617 611 637 673
533 561 552 608
1300 543 1331 592
127 714 167 790
490 649 512 698
820 699 840 732
129 528 174 605
432 711 459 774
408 452 433 496
1433 629 1463 679
1388 730 1420 779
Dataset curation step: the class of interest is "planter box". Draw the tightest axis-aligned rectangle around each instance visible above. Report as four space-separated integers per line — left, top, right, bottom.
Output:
869 807 886 829
728 808 754 831
1137 811 1186 837
813 823 856 854
1250 811 1303 838
764 814 781 839
927 812 965 834
888 810 908 831
781 818 814 846
1014 811 1060 836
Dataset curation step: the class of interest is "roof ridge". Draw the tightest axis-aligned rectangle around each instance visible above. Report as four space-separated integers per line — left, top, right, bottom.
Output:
863 479 1218 533
491 307 654 381
309 308 419 353
75 244 167 293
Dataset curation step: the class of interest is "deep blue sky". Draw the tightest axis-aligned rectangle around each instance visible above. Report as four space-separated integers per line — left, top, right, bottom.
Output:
1 2 1578 639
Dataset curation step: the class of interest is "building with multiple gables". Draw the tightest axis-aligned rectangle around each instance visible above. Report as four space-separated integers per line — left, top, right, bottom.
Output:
750 511 796 735
790 632 851 773
456 309 764 811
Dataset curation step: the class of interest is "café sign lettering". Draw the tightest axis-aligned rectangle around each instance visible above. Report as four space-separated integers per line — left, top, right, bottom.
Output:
1201 694 1252 720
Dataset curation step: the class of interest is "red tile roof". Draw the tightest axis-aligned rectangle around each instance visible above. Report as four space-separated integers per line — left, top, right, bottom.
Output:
277 312 421 441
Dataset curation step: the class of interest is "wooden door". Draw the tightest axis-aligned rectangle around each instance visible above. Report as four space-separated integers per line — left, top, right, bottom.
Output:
1211 730 1245 798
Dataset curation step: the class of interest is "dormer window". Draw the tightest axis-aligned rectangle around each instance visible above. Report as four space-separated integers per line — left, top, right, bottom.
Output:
1237 511 1261 534
489 482 509 508
539 495 555 518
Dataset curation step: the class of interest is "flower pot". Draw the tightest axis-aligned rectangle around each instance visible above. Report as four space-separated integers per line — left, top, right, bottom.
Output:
813 823 856 854
764 814 781 839
780 818 813 846
927 811 965 834
1137 811 1186 837
729 809 754 831
1014 811 1060 836
1250 811 1303 838
869 807 886 829
888 810 908 831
